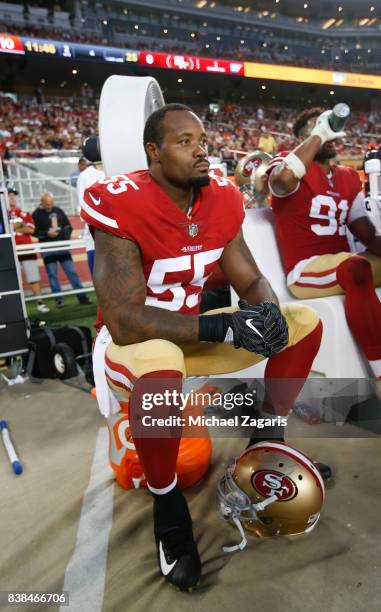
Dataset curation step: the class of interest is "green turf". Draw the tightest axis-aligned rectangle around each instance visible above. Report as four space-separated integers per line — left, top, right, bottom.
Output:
26 292 97 336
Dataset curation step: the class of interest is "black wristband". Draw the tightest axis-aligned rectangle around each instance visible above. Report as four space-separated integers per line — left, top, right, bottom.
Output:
198 313 232 343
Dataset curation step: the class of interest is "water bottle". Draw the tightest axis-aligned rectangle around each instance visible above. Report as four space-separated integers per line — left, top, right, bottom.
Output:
328 103 350 132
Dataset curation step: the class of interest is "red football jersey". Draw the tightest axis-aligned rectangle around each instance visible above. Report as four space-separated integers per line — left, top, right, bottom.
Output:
267 154 363 274
81 170 244 325
9 207 36 260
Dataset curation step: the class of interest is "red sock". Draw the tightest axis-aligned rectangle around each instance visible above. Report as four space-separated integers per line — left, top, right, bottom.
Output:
337 256 381 375
263 321 323 416
129 370 183 491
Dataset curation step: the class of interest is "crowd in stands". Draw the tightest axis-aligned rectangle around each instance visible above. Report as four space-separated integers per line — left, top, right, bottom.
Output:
2 21 381 75
0 95 379 169
0 95 98 155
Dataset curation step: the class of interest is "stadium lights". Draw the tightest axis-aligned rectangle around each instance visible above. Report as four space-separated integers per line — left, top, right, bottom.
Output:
275 0 280 3
177 78 183 83
72 69 78 74
303 3 308 8
262 42 268 47
322 18 336 29
370 6 375 11
240 40 245 44
338 6 343 11
134 24 139 30
261 85 267 90
205 43 210 48
216 36 221 40
190 32 196 38
103 20 107 25
330 90 335 95
163 29 168 34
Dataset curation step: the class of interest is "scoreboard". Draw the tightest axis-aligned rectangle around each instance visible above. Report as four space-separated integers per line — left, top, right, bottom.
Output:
1 32 381 90
0 33 243 74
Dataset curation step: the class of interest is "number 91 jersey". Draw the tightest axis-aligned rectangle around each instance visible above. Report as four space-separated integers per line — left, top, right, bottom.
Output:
81 170 244 315
267 155 365 274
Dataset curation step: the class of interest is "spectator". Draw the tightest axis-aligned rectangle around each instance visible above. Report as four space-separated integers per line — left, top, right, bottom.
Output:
77 160 105 275
70 157 88 187
7 185 50 313
32 192 91 308
258 126 277 154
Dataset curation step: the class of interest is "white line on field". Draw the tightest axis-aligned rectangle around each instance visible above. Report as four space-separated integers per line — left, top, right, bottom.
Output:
60 426 114 612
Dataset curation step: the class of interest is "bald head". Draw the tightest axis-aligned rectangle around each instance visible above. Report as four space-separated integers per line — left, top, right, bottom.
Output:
40 192 55 210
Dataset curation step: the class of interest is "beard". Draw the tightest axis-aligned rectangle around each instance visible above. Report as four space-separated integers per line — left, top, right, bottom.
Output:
315 143 337 163
189 175 210 187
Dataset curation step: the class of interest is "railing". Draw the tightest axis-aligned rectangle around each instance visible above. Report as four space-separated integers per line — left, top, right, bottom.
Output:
6 160 80 215
16 238 94 302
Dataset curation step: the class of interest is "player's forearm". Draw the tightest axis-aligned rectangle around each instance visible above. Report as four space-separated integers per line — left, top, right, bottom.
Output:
104 304 199 346
239 276 279 307
270 135 322 195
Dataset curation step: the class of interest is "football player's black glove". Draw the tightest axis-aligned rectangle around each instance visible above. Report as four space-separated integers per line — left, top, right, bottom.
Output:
199 300 289 358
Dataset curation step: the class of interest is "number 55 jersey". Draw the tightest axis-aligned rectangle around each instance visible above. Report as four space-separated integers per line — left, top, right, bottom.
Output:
266 155 367 280
81 170 244 320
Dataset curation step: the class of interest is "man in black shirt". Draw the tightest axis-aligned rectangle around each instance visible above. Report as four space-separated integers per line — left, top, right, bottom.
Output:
32 192 91 307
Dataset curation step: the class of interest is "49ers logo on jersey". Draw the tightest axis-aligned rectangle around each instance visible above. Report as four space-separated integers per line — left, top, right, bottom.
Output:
251 470 297 501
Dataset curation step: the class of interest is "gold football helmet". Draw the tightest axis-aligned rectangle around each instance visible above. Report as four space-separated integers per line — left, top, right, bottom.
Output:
234 150 272 208
217 441 325 552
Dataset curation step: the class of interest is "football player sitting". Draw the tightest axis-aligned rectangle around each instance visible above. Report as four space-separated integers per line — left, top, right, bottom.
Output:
83 104 324 591
266 108 381 389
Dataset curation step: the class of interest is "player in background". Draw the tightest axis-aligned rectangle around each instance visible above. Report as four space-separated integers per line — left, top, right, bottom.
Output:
266 108 381 388
77 158 105 275
82 104 324 591
7 185 49 313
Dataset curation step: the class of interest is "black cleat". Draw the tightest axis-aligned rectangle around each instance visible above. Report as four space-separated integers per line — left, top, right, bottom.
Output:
154 487 201 591
156 527 201 591
314 461 332 481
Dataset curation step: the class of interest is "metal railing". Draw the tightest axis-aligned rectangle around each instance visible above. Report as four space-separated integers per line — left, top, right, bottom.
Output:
16 238 94 302
6 160 80 215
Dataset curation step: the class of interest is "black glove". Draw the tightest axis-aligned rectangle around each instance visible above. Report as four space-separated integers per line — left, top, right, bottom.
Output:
199 300 289 358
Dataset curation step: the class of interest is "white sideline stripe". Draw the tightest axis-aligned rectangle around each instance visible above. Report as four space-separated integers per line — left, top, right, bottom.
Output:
104 362 134 389
60 427 114 612
82 201 119 228
297 271 337 286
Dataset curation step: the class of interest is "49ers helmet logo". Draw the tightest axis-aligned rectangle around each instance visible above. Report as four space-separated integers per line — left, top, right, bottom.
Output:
242 158 261 177
251 470 297 501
